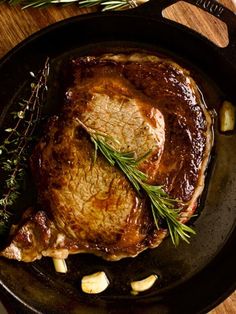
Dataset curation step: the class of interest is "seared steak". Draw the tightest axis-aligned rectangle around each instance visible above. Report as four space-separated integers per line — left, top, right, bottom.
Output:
1 53 212 262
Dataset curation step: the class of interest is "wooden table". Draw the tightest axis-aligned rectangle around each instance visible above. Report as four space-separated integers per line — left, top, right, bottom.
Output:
0 1 235 313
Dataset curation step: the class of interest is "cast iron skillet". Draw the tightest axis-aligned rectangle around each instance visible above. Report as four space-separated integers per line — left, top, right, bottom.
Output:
0 0 236 313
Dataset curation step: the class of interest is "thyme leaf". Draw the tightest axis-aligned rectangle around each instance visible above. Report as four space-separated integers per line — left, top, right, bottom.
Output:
76 119 196 246
0 58 50 234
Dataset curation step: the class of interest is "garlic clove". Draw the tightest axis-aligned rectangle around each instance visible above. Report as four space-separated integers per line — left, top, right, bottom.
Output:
220 100 235 132
53 258 68 273
81 271 109 294
131 274 158 293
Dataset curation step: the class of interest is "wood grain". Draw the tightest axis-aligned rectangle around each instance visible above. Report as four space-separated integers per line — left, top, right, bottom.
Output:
0 5 97 57
0 1 235 313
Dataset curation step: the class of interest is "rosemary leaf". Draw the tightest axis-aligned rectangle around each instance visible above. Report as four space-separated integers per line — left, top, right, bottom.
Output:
6 0 134 10
76 119 196 246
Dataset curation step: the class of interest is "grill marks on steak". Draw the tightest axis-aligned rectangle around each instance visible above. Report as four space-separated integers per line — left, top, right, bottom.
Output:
0 53 212 262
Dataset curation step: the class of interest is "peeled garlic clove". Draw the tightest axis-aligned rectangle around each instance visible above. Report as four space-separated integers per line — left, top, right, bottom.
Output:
53 258 67 273
81 271 109 294
220 100 235 132
131 274 158 292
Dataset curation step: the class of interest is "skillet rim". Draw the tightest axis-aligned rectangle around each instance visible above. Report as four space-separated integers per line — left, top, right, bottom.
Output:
0 8 236 314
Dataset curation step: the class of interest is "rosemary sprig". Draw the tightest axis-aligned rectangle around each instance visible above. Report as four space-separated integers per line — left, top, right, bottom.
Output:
0 58 50 235
76 119 196 246
6 0 144 10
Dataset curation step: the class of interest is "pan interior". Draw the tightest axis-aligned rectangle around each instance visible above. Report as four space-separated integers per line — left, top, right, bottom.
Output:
0 39 235 313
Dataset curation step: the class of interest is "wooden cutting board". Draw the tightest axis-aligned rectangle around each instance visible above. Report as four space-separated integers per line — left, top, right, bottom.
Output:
0 1 235 313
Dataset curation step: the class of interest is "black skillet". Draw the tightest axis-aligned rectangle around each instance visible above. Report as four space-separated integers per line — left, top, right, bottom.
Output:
0 0 236 313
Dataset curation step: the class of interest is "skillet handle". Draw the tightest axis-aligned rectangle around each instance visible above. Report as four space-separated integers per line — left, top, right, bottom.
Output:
133 0 236 63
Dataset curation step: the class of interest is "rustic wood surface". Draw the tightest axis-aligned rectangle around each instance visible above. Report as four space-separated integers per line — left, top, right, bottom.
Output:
0 1 235 313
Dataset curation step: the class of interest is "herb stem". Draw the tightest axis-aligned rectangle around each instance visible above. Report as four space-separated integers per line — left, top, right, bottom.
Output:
76 119 195 246
0 58 50 234
7 0 142 10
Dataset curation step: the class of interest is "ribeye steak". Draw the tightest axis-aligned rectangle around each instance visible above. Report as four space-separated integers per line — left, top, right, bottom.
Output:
1 53 212 262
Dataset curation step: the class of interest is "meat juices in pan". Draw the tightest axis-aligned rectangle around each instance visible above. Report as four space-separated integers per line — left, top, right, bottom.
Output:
1 53 212 262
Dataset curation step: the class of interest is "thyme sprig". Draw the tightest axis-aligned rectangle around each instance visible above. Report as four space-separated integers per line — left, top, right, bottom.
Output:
6 0 146 10
0 58 50 234
76 119 196 246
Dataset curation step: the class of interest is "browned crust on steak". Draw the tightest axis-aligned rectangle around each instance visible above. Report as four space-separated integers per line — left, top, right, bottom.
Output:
0 53 212 262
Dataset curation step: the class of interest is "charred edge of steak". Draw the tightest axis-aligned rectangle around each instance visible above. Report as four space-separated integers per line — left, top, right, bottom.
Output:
0 53 213 262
